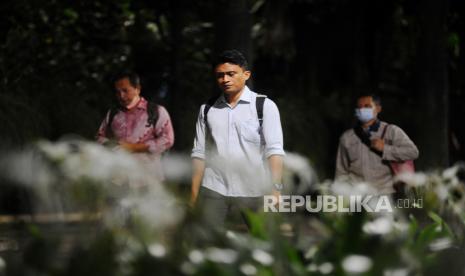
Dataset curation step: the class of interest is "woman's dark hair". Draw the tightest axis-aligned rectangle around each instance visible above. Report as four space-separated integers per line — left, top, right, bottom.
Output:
213 49 248 70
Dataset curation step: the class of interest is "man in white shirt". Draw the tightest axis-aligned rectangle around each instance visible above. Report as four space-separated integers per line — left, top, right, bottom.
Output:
190 50 285 228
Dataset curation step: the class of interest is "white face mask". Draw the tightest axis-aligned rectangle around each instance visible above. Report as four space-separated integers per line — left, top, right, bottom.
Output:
355 108 375 123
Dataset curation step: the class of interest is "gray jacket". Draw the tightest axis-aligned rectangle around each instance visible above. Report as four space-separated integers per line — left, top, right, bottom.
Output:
335 121 419 194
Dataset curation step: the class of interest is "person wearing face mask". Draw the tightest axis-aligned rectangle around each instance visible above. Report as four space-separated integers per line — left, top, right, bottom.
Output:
335 94 419 194
96 71 174 182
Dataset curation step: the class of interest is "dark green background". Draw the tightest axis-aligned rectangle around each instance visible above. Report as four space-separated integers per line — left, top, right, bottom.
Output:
0 0 463 179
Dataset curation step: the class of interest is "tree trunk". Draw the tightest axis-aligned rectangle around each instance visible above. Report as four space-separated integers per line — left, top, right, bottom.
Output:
213 0 253 71
414 0 449 169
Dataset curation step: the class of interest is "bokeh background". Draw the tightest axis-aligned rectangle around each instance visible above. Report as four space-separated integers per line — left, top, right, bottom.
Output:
2 1 465 275
0 0 464 188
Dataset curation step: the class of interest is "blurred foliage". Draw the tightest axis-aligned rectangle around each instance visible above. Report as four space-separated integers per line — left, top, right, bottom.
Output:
0 0 133 142
1 0 464 178
3 167 465 275
0 141 464 275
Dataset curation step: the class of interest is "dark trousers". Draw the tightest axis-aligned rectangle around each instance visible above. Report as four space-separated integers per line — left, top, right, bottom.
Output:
198 186 262 229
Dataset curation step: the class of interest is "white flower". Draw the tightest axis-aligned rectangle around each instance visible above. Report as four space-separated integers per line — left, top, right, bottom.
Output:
429 237 453 252
283 152 316 193
395 172 427 187
319 262 334 274
342 255 373 274
148 243 166 258
307 264 318 272
363 217 393 235
189 250 205 264
442 166 458 180
331 181 378 197
435 185 449 201
252 249 274 266
38 141 70 160
0 150 51 187
0 257 5 272
2 139 183 230
304 246 318 259
205 248 238 264
240 263 258 275
393 221 409 233
384 268 409 276
132 191 183 229
162 154 192 181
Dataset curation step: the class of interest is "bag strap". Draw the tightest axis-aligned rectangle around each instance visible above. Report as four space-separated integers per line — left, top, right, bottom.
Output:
353 125 384 156
106 105 121 137
256 94 267 127
203 94 267 126
203 95 220 153
145 101 159 128
203 95 220 125
381 124 389 139
353 126 372 147
106 101 159 137
202 93 267 152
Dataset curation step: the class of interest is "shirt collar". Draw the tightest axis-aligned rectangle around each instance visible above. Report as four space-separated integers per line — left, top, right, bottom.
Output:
136 97 148 110
367 119 381 132
357 119 381 134
239 86 252 103
120 97 147 111
219 86 252 104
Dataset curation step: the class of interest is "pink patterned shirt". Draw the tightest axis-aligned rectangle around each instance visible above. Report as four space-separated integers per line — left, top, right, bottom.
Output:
96 97 174 180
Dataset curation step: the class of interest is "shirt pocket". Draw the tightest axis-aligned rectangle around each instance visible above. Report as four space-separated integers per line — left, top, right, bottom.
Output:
239 119 261 144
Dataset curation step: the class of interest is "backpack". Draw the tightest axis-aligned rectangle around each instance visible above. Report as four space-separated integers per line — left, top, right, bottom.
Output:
203 94 267 127
203 94 267 150
106 101 159 137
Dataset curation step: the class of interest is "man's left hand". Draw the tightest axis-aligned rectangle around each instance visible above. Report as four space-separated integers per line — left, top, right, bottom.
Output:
371 138 384 152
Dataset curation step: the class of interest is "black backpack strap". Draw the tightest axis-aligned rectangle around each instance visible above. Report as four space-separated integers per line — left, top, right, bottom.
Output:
106 106 121 137
256 94 267 127
146 101 159 127
381 124 389 139
107 101 159 138
353 125 383 156
203 96 220 125
203 95 220 153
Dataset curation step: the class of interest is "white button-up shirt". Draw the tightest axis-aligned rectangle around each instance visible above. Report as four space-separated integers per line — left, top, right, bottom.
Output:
192 86 285 197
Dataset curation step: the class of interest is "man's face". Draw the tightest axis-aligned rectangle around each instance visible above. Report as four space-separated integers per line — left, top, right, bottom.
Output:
356 96 381 118
214 63 251 95
115 77 140 107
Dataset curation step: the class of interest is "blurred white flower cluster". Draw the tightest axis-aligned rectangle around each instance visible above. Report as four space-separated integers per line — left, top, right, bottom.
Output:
0 139 183 230
397 164 465 223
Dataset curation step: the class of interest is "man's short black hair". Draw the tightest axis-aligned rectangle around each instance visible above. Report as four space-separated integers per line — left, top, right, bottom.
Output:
356 94 382 106
112 71 141 88
213 49 249 70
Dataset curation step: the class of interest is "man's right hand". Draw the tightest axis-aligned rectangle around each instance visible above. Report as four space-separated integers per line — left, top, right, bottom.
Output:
189 193 198 208
271 189 281 208
370 138 385 153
